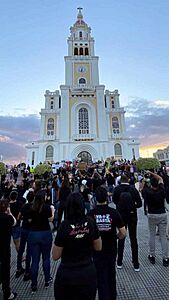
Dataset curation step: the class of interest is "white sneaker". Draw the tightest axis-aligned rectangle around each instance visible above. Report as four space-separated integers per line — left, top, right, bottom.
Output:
117 264 123 269
134 267 140 272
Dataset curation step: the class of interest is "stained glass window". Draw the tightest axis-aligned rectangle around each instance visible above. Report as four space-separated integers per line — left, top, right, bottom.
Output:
114 143 122 156
79 108 89 134
47 118 54 135
46 145 54 161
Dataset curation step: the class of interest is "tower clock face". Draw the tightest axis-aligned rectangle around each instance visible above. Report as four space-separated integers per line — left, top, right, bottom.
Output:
77 66 86 73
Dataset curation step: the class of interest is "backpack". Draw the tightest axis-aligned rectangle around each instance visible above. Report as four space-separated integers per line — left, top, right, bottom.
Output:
117 189 136 214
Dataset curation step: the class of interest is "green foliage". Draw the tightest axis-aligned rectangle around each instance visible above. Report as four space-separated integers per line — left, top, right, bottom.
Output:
136 157 161 171
33 164 52 176
0 162 7 175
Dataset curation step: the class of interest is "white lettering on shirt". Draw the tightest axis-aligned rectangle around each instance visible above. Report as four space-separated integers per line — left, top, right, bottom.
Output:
95 214 112 231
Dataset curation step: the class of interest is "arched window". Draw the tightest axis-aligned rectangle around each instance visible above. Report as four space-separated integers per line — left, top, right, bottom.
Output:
50 101 53 109
80 47 83 55
79 31 82 39
74 47 78 55
85 48 89 55
79 108 89 134
114 143 122 156
112 100 115 109
46 145 54 161
47 118 54 135
79 78 86 84
112 116 119 134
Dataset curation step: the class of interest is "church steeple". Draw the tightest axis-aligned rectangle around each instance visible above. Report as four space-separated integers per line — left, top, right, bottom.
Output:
67 8 94 57
65 9 99 86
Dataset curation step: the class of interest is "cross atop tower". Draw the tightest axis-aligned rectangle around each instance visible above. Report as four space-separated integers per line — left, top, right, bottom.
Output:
77 7 83 19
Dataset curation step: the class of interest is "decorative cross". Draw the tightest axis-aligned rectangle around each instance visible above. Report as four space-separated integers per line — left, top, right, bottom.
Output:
77 7 83 14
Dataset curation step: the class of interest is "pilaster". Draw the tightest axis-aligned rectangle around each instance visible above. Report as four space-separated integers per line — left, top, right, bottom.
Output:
96 85 108 141
60 85 70 142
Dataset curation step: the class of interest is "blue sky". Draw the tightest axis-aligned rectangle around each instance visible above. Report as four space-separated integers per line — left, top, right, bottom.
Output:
0 0 169 163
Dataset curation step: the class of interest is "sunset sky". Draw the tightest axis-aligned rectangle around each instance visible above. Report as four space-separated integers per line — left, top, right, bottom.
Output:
0 0 169 164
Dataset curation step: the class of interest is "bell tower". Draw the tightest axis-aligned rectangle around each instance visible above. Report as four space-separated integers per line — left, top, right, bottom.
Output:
65 8 99 87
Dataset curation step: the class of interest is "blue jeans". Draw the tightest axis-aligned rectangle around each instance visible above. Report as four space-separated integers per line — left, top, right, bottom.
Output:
28 231 52 288
17 228 31 273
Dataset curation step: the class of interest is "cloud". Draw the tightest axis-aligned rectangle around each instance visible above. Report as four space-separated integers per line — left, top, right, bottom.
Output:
155 100 169 106
125 97 169 148
0 115 40 163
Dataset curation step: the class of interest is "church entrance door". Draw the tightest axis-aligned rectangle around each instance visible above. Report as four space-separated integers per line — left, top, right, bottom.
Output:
77 151 92 164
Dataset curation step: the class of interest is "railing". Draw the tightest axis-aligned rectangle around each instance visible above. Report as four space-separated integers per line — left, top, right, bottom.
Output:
106 107 125 113
72 84 95 90
111 133 124 139
72 133 96 141
44 134 56 141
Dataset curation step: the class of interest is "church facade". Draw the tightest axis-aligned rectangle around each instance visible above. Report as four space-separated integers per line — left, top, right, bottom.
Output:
26 9 139 166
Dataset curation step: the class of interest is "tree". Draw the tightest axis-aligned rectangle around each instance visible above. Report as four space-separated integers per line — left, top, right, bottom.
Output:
0 162 7 183
33 164 52 176
135 158 161 171
0 162 7 175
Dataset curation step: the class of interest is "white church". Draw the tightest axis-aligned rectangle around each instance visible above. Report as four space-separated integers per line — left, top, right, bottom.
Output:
26 8 139 166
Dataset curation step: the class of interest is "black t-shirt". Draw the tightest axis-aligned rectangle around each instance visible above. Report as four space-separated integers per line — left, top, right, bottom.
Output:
0 213 15 256
106 173 115 186
10 201 23 226
92 177 103 192
20 203 32 230
143 183 166 214
90 205 124 254
54 216 100 267
29 204 52 231
59 186 71 207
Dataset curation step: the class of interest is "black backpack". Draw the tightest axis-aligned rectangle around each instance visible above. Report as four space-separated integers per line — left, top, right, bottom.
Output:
117 188 136 214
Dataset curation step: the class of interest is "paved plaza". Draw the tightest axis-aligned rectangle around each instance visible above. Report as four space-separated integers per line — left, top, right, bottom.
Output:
1 206 169 300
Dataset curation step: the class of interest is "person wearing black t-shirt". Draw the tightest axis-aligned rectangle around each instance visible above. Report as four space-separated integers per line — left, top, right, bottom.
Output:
143 171 169 267
9 190 23 253
57 177 71 229
52 192 102 300
27 190 55 293
0 199 17 300
90 186 126 300
15 190 34 281
113 174 142 271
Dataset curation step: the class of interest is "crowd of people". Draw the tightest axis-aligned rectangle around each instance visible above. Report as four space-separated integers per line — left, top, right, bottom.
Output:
0 158 169 300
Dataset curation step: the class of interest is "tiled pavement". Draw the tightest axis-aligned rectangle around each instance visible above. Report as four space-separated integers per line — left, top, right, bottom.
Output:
1 206 169 300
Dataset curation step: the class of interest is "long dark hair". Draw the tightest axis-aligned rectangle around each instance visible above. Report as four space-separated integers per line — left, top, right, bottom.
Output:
31 190 46 213
66 192 85 223
61 177 70 189
0 199 9 213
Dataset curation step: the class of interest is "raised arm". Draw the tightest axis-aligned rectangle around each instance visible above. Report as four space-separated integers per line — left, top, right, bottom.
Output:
147 171 164 184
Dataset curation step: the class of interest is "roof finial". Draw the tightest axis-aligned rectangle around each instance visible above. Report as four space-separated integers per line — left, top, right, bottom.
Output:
77 7 83 19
